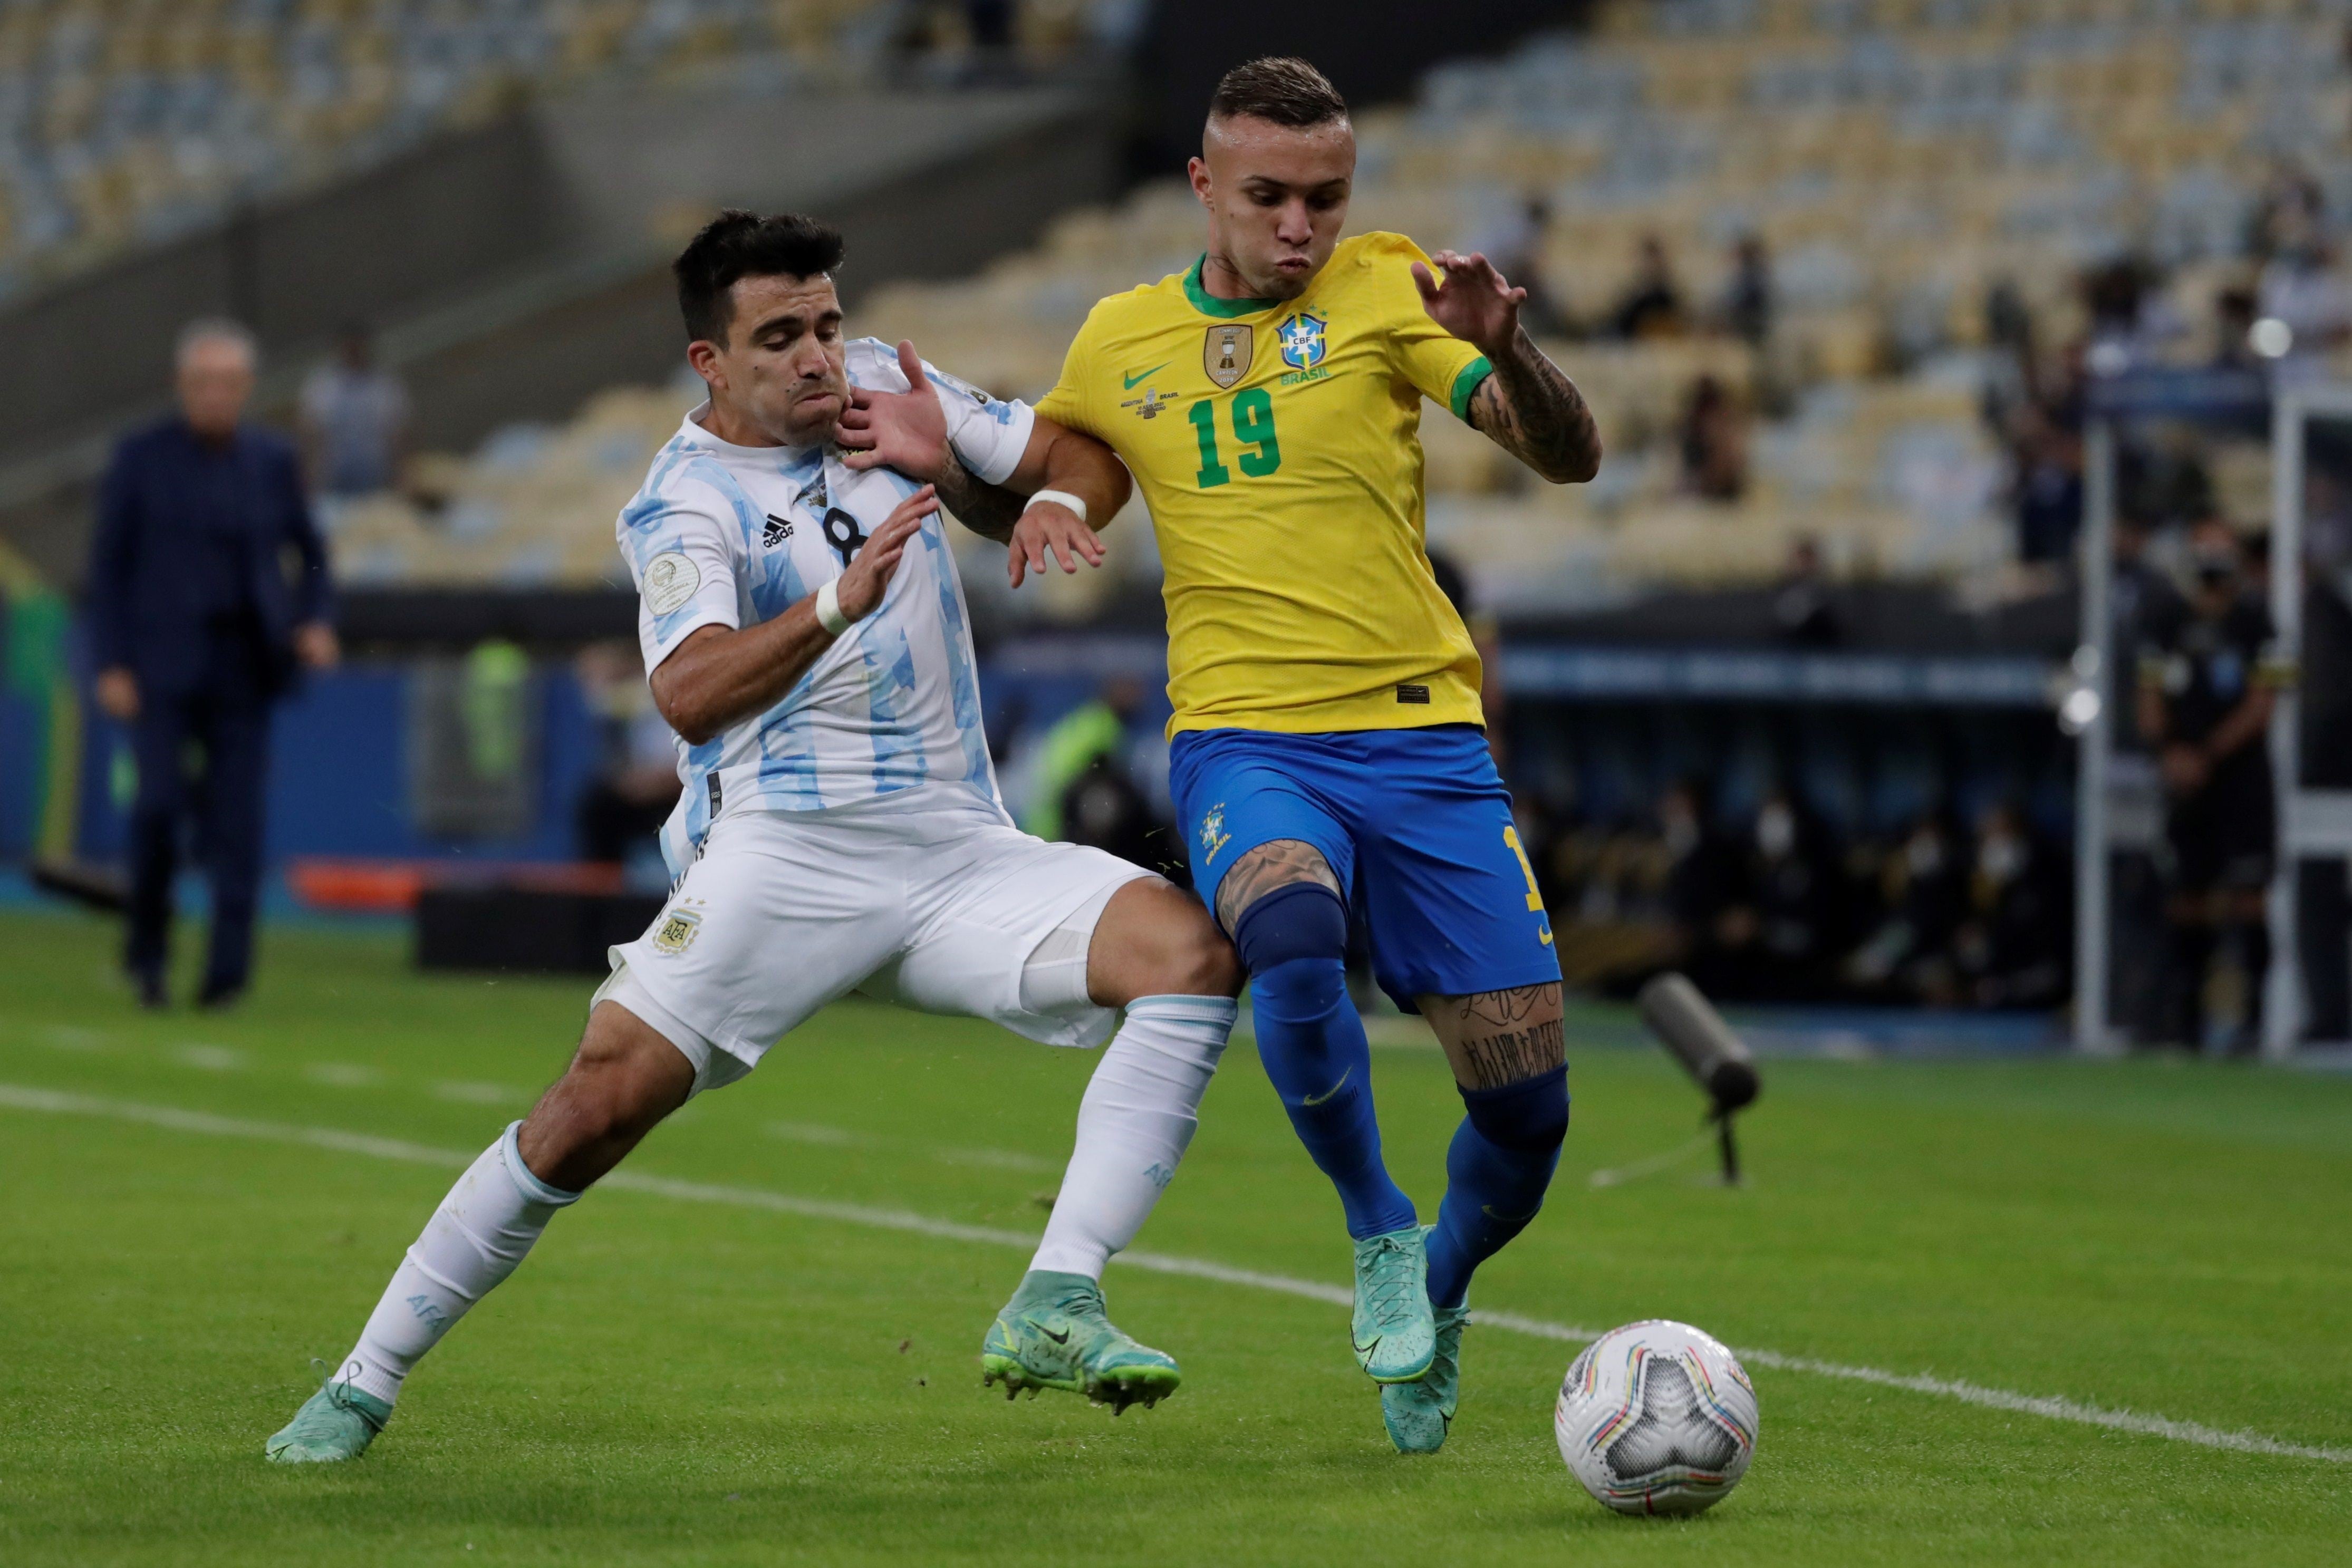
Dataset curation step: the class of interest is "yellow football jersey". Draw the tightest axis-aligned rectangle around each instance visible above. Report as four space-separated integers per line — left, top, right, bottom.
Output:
1038 231 1493 737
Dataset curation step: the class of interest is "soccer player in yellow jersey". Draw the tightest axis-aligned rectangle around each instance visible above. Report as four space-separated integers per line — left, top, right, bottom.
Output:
849 56 1598 1454
1040 57 1599 1454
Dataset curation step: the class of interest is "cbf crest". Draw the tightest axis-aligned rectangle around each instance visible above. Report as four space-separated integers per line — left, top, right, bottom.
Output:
1198 803 1231 866
1277 311 1328 372
1203 324 1253 389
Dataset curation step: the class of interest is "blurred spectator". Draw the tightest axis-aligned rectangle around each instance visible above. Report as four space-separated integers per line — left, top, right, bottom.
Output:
2081 256 2187 372
2111 513 2185 751
2245 158 2326 263
1611 234 1685 340
1771 536 1842 648
961 0 1023 82
895 0 1024 81
1678 374 1747 502
2108 509 2181 1044
1979 277 2039 454
1714 788 1839 999
2009 398 2083 565
1951 803 2069 1009
88 319 336 1009
1718 233 1772 347
1655 780 1746 992
572 642 681 873
2257 238 2352 372
967 0 1015 48
2299 498 2352 1039
2138 520 2284 1052
1845 812 1967 1002
1483 197 1569 338
298 323 409 501
1061 752 1159 869
2210 285 2262 372
1023 674 1146 843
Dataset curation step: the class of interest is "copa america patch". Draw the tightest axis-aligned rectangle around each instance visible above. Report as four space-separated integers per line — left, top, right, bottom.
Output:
643 553 700 615
1204 324 1253 388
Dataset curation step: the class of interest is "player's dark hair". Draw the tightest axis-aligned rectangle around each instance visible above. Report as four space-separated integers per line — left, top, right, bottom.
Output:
672 209 845 344
1208 56 1349 131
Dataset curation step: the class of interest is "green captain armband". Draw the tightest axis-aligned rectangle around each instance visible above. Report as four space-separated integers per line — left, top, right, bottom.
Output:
1449 356 1494 422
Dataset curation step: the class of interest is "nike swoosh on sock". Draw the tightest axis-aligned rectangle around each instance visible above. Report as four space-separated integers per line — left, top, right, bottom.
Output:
1300 1068 1353 1107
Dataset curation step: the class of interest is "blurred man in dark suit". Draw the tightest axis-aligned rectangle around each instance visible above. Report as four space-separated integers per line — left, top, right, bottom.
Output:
88 320 337 1008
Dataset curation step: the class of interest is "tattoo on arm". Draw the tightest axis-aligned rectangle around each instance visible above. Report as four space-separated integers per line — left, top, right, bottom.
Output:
1439 984 1566 1090
929 459 1025 544
1469 328 1602 485
1213 838 1343 934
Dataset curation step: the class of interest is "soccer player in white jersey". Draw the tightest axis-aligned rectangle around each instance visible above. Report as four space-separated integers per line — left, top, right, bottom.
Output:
266 211 1241 1464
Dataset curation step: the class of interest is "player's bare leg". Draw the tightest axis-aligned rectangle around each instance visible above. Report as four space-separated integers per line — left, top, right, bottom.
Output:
985 878 1241 1412
266 1004 691 1462
1382 982 1569 1453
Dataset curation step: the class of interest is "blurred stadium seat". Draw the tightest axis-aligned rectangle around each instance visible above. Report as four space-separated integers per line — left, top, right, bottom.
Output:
316 0 2352 608
0 0 1131 304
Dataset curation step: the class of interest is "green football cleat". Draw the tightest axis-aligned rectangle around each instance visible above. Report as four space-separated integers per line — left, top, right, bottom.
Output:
1351 1226 1436 1384
1381 1300 1471 1454
265 1377 392 1465
980 1270 1181 1414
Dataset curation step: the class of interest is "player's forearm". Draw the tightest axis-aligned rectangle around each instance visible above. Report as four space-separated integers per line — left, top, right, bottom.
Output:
1027 422 1131 526
1472 328 1602 485
943 421 1131 545
929 460 1026 544
649 613 835 746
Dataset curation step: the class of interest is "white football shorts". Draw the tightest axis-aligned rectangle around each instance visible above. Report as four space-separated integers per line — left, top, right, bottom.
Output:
595 783 1153 1094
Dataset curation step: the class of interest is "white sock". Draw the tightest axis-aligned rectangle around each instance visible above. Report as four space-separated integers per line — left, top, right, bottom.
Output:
1030 994 1237 1279
335 1122 580 1404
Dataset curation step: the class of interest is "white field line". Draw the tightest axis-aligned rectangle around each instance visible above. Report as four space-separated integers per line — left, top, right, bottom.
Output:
4 1080 2347 1467
767 1119 1057 1174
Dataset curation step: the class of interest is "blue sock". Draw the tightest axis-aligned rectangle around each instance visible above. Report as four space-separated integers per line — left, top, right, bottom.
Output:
1236 884 1416 1241
1425 1066 1569 1308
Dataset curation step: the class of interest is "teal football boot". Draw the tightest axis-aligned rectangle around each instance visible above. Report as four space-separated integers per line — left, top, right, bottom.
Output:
1381 1299 1471 1454
266 1373 392 1464
981 1270 1181 1414
1351 1226 1435 1383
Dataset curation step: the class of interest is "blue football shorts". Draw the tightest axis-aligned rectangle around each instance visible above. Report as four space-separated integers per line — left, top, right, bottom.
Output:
1168 723 1561 1010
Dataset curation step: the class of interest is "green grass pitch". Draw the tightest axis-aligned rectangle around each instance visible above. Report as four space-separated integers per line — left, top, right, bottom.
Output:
2 908 2349 1566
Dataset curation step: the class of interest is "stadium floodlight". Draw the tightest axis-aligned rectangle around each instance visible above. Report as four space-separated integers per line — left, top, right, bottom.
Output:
1635 973 1761 1184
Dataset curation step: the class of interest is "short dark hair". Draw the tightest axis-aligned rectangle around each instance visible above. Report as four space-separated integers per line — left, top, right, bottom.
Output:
673 209 845 344
1208 56 1348 131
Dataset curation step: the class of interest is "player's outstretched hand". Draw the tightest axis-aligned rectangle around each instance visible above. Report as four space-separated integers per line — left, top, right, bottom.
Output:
833 484 936 623
836 340 950 479
1007 497 1104 588
1412 250 1525 356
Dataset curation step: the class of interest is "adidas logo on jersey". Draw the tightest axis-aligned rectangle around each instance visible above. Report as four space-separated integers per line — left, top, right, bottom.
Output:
764 514 794 548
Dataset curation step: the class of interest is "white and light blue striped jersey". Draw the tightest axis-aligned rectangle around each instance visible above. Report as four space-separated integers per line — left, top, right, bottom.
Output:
616 338 1035 875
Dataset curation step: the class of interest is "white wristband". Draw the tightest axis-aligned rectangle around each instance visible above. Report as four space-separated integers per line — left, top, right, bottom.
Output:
1025 489 1089 526
814 578 852 637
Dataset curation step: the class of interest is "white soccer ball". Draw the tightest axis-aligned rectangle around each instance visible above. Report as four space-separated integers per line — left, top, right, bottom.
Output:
1554 1319 1759 1516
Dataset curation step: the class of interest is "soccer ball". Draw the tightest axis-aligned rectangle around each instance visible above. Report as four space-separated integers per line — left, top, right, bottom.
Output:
1554 1319 1759 1516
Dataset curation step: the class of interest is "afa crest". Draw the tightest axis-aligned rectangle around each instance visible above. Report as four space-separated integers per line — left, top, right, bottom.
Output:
1198 804 1231 865
1277 311 1328 372
651 905 703 955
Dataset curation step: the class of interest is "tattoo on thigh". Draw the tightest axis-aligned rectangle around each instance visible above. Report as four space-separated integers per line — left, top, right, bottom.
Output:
1445 985 1565 1090
1214 838 1341 933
